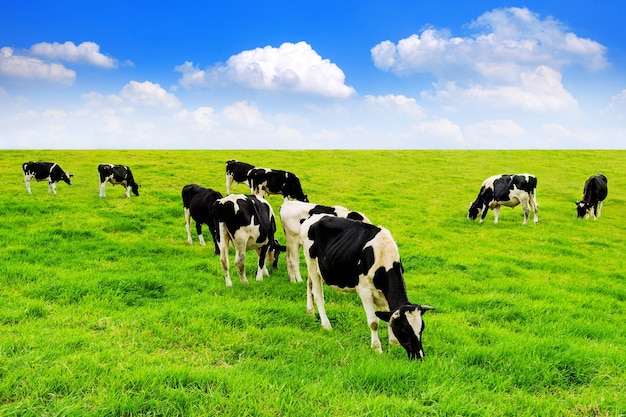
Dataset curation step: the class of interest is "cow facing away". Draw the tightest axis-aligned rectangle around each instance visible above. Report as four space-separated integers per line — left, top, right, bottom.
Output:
468 174 538 225
225 159 256 194
23 162 72 195
301 214 435 359
214 194 286 286
248 168 309 202
576 174 608 220
182 184 223 254
98 164 140 198
280 200 371 283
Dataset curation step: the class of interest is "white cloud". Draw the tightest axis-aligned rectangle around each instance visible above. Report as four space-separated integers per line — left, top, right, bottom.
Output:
221 100 273 129
175 106 220 131
412 118 464 145
0 46 76 85
30 41 117 68
465 119 525 144
371 7 608 79
176 41 356 98
119 81 181 109
364 94 424 117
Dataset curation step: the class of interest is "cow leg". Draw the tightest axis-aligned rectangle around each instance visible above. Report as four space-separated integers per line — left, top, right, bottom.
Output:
218 223 233 287
597 201 603 218
520 199 530 225
184 208 194 244
24 176 32 194
234 241 249 284
99 182 107 198
479 205 489 224
305 259 331 329
196 222 206 246
306 276 315 315
492 206 501 224
255 246 270 281
356 287 383 353
226 175 233 194
530 193 539 224
125 186 131 198
592 203 599 220
286 238 303 283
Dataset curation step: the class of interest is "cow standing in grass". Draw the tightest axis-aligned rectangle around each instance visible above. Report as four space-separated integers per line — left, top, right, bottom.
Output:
280 200 370 283
182 184 223 254
98 164 140 198
301 214 434 359
22 162 73 195
248 168 308 202
576 174 608 220
225 159 256 194
468 174 538 225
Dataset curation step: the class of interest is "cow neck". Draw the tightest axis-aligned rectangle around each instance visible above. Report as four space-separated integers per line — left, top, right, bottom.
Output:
380 262 411 310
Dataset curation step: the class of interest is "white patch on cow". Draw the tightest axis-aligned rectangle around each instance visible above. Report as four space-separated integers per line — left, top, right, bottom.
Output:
362 227 400 275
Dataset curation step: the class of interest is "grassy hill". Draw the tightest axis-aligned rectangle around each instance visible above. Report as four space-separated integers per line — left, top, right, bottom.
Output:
1 150 625 416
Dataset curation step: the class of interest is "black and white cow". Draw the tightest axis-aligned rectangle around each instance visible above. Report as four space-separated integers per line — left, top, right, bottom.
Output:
182 184 223 254
576 174 608 220
301 214 435 359
280 200 371 283
214 194 286 286
98 164 140 198
22 161 73 195
468 174 538 225
225 159 256 194
249 168 309 202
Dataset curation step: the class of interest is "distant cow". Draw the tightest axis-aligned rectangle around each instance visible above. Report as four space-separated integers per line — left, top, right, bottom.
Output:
182 184 223 253
468 174 538 225
22 161 72 195
249 168 308 202
225 159 256 194
301 214 435 359
280 200 371 283
98 164 140 198
576 174 608 220
214 194 286 286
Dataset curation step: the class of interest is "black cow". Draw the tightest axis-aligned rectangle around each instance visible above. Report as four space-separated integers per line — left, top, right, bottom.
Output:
225 159 256 194
468 174 538 225
248 168 308 202
301 214 435 359
98 164 140 198
182 184 223 254
576 174 608 220
280 200 371 283
22 161 72 195
214 194 286 286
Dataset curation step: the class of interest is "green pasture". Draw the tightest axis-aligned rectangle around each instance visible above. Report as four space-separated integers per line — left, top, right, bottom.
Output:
1 150 625 416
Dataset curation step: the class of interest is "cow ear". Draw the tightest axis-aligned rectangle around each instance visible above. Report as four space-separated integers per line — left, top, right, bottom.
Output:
375 311 393 322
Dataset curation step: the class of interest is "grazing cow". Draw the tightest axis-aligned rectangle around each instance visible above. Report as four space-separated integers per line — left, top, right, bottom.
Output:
468 174 538 225
301 214 435 359
98 164 140 198
576 174 608 220
214 194 286 286
182 184 223 254
22 161 72 195
280 200 371 283
225 159 256 194
249 168 309 202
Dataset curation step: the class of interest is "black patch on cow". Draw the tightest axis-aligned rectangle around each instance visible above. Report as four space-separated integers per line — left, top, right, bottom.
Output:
182 184 223 253
577 174 608 218
23 161 72 184
226 160 255 183
308 205 338 216
215 195 276 245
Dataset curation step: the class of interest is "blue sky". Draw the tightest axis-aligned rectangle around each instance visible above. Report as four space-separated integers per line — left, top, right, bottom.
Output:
1 1 625 149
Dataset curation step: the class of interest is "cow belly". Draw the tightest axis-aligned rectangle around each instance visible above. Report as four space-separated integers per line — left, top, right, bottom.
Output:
489 198 520 209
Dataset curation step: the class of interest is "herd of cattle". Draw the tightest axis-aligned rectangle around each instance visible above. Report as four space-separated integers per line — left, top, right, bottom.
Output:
21 159 609 359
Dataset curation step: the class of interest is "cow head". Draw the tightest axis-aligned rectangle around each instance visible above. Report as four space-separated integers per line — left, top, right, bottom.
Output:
266 238 287 269
131 182 141 196
62 172 73 185
467 201 482 220
376 304 435 360
575 201 589 218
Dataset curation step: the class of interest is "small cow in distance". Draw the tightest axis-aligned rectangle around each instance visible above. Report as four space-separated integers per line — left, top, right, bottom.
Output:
98 164 140 198
280 200 371 283
182 184 223 254
468 174 538 225
576 174 608 220
23 162 73 195
301 214 435 359
249 168 309 202
214 194 286 286
226 159 256 194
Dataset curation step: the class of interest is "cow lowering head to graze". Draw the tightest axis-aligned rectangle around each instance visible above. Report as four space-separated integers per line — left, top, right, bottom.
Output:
301 214 435 359
98 164 140 198
249 168 309 202
22 162 72 195
280 200 371 283
225 159 256 194
467 174 538 225
182 184 223 254
214 194 286 286
576 174 608 220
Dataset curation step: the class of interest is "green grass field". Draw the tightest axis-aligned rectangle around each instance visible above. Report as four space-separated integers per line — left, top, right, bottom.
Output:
1 150 625 416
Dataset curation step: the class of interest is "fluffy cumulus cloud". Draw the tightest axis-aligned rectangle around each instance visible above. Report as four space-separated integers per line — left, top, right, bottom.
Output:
176 41 355 98
0 46 76 85
119 81 181 109
371 7 608 78
364 94 424 117
30 41 117 68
